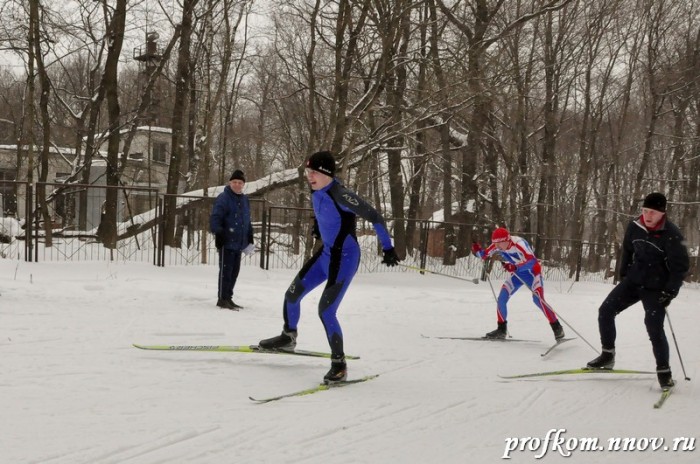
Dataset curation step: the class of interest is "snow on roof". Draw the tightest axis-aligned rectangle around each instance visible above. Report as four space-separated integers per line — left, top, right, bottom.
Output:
429 199 475 222
0 145 76 155
183 167 300 198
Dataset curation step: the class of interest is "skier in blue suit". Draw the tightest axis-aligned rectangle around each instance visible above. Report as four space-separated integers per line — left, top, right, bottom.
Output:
259 151 401 383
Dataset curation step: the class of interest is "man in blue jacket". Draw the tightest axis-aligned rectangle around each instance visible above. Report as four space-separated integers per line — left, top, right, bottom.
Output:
587 192 689 389
259 151 401 384
210 170 254 310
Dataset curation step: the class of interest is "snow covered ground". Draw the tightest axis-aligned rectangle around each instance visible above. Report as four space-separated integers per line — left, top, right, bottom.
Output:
2 259 698 463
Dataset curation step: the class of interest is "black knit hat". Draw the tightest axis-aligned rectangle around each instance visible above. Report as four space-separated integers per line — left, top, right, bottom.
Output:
306 151 336 177
229 170 245 182
642 192 666 212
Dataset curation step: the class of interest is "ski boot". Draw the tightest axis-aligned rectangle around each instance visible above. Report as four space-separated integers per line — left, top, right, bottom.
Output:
656 366 675 389
550 321 565 340
586 348 615 369
484 321 507 339
324 356 347 384
258 329 297 351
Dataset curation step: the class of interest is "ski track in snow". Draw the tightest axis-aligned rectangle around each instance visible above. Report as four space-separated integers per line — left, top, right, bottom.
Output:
1 260 698 463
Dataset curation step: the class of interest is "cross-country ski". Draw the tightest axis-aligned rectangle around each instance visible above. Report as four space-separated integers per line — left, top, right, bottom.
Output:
132 343 360 360
500 367 656 379
421 334 538 343
540 337 576 357
249 375 379 403
653 387 673 409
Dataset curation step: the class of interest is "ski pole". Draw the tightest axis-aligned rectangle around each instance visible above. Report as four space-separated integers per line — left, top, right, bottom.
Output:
484 267 510 337
665 310 691 381
510 271 599 354
399 264 479 284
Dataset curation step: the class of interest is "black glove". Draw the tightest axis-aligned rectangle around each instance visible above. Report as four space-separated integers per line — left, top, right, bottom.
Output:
382 248 401 267
658 290 677 308
215 233 224 250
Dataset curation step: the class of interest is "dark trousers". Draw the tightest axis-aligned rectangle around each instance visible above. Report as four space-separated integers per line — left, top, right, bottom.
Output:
598 279 670 368
218 248 242 301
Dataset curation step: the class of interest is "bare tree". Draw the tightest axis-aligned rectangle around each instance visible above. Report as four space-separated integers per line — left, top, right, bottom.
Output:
436 0 576 239
404 2 431 254
164 0 199 247
27 0 56 246
627 0 688 215
94 0 127 249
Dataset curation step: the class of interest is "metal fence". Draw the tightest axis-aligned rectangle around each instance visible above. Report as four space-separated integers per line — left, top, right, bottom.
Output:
0 180 32 261
2 181 697 284
259 208 624 284
152 194 267 267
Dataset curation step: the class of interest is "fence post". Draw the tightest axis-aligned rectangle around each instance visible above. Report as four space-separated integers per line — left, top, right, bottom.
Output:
157 197 165 267
260 205 268 270
153 197 160 266
26 183 33 262
419 220 428 270
575 241 583 282
35 183 42 262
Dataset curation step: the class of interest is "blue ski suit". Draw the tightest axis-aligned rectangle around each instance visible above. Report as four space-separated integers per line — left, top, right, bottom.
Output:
282 179 393 358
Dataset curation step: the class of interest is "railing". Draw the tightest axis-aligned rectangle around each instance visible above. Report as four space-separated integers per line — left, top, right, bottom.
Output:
1 181 696 284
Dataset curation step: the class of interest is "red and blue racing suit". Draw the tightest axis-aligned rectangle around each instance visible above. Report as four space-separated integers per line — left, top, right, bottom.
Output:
474 236 558 324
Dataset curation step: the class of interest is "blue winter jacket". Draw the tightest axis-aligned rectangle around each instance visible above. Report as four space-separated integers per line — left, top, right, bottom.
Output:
209 186 254 251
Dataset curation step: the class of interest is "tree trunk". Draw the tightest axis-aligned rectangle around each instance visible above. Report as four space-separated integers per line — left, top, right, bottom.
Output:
536 12 558 259
29 0 54 247
165 0 199 246
100 0 127 250
629 10 665 215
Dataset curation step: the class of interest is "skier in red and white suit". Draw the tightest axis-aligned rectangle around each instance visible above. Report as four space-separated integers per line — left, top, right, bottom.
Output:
472 227 564 340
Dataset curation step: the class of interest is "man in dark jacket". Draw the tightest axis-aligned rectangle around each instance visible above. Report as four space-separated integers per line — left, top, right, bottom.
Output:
587 192 689 388
210 170 254 310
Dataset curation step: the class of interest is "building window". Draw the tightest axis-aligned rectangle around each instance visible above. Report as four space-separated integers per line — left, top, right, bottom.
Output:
0 170 15 182
129 152 144 160
152 142 167 163
0 169 17 216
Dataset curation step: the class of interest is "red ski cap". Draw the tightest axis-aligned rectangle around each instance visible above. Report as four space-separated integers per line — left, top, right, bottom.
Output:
491 227 511 243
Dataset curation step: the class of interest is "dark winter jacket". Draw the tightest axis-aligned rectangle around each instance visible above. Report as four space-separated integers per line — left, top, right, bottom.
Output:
619 216 689 294
209 186 253 251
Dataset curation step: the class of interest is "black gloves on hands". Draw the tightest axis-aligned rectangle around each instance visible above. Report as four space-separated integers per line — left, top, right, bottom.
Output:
382 248 401 267
658 290 677 308
215 233 224 250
